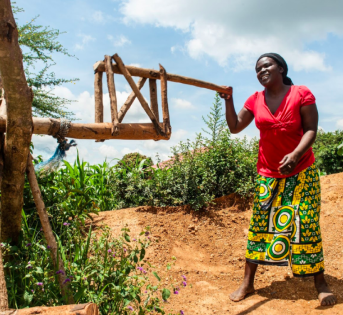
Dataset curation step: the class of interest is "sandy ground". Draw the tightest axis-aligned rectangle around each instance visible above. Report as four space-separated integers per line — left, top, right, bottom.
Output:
92 172 343 315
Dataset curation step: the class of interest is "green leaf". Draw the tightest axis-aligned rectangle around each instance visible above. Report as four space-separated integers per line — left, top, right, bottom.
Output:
140 248 146 261
35 267 43 274
152 271 161 281
124 234 130 242
162 288 171 301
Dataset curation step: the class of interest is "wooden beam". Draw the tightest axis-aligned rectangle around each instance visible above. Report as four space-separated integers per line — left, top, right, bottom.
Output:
159 65 171 136
94 71 103 123
94 61 232 94
94 70 104 142
149 79 159 122
0 116 170 141
104 55 119 135
26 155 74 304
112 54 162 135
118 77 147 123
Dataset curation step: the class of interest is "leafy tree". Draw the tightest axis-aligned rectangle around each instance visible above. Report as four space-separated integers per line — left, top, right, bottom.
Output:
13 4 78 119
116 152 153 170
202 92 227 143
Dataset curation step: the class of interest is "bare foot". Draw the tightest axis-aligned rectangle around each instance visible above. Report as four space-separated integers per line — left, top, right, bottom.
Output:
315 275 336 306
229 282 255 302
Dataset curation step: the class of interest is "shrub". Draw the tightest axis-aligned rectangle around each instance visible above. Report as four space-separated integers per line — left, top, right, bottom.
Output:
312 130 343 175
116 153 153 170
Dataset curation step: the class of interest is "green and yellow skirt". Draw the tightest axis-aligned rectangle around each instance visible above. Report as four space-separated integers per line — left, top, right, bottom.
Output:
246 163 324 277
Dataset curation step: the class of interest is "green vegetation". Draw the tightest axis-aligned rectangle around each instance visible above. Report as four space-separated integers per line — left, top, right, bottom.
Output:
2 94 343 314
13 4 77 119
313 130 343 175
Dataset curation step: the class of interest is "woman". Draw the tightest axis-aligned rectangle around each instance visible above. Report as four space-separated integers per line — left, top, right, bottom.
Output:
219 53 336 306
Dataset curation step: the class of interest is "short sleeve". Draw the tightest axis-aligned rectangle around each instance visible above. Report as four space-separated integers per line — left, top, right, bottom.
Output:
244 92 258 114
298 85 316 107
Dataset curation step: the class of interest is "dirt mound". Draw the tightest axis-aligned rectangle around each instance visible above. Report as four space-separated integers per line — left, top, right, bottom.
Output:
93 172 343 315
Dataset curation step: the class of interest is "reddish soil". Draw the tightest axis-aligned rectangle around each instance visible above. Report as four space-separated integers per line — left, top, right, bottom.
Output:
93 172 343 315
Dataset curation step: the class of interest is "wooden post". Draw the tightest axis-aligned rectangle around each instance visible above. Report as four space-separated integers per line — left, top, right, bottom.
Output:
26 155 74 304
159 65 171 136
0 133 8 312
118 77 147 123
94 70 104 142
104 55 119 136
0 0 33 245
149 79 159 122
112 54 162 136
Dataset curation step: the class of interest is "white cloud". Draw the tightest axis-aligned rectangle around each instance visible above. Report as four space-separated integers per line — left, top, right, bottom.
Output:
52 86 150 124
92 11 105 23
119 0 343 71
171 98 195 109
107 34 131 47
337 120 343 130
99 144 119 158
75 34 95 50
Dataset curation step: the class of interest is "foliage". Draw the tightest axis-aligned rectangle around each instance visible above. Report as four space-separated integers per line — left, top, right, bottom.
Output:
13 4 78 119
202 92 226 143
2 222 182 314
110 131 258 210
4 151 183 314
116 153 153 170
312 130 343 175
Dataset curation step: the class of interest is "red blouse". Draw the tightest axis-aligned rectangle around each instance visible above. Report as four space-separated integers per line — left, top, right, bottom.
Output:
244 85 316 178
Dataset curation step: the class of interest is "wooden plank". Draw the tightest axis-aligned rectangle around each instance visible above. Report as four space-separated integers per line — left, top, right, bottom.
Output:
26 155 74 304
118 77 147 123
149 79 159 122
159 65 171 136
16 303 99 315
94 61 232 94
0 116 170 141
112 54 162 135
94 70 105 142
104 55 119 135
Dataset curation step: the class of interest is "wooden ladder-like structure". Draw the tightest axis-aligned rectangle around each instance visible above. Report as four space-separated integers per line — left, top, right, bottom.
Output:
94 53 171 141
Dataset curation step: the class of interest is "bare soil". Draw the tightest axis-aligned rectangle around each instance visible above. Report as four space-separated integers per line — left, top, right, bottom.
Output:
92 172 343 315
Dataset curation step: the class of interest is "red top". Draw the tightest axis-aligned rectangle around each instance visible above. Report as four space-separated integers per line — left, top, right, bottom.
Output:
244 85 316 178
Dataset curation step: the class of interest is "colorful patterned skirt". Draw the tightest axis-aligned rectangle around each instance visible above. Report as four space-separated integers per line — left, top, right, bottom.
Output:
245 163 324 277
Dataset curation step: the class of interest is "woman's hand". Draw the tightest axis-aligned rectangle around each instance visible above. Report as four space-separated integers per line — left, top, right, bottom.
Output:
219 86 233 100
278 152 300 175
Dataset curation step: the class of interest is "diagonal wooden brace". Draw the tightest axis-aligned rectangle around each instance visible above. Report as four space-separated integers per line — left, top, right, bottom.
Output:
112 54 163 136
118 77 147 123
104 55 119 136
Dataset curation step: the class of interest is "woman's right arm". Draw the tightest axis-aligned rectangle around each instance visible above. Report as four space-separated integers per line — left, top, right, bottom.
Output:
220 87 254 134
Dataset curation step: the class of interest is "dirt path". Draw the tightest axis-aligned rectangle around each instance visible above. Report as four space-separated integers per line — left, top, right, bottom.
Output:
93 172 343 315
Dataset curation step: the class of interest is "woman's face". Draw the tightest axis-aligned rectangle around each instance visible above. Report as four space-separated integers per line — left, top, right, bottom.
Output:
255 57 284 87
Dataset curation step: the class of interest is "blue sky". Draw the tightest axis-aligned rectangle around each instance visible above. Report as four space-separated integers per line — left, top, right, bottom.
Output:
14 0 343 165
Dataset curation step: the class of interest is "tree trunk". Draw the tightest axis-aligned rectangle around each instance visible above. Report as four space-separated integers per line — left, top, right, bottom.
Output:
0 0 33 244
0 133 9 312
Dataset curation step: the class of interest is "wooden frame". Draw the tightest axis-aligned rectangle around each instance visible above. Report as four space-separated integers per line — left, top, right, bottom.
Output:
92 53 232 142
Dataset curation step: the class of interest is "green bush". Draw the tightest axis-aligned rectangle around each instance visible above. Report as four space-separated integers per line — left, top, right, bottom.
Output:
109 131 258 210
116 153 153 170
312 130 343 175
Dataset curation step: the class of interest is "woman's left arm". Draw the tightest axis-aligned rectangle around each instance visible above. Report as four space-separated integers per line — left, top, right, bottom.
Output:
279 104 318 175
